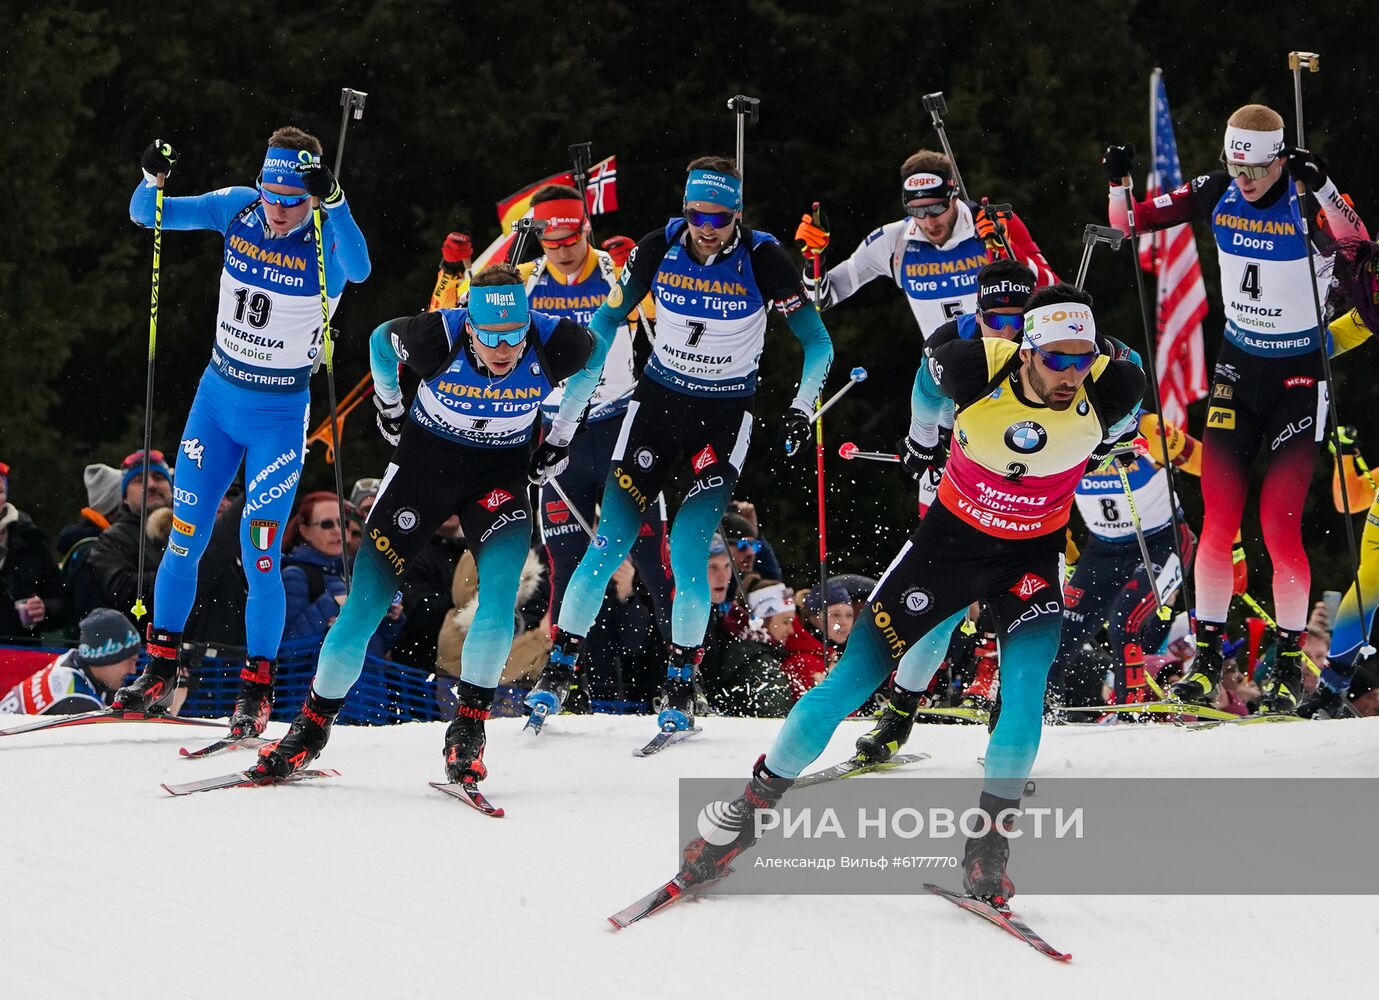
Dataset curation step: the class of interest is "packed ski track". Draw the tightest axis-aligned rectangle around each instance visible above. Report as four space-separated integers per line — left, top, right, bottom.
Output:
3 713 1375 999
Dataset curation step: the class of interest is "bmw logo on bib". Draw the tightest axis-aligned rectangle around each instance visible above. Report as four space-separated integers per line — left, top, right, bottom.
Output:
1005 421 1047 454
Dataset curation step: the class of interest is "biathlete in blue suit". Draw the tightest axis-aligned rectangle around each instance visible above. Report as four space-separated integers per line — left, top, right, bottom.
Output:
113 127 371 735
523 155 835 733
251 263 598 786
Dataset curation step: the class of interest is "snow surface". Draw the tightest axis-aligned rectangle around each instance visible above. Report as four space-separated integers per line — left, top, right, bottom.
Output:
2 713 1376 1000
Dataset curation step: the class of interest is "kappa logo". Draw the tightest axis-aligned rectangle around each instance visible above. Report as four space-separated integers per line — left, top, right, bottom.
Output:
181 437 205 469
1207 406 1236 430
248 519 278 551
545 500 570 525
1010 573 1050 600
256 555 273 573
691 444 718 473
1283 375 1316 389
172 516 196 537
479 488 513 512
394 508 419 533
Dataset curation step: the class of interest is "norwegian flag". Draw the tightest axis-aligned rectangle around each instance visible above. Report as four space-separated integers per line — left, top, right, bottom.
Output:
494 154 619 229
1138 69 1209 426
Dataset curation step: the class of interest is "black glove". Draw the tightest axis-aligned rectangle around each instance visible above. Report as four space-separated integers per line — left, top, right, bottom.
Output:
897 434 940 482
1101 143 1135 185
779 407 813 458
141 140 178 178
529 441 571 485
298 161 343 204
374 395 404 446
1283 146 1327 191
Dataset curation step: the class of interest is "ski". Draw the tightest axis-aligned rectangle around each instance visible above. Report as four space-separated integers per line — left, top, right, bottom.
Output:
794 752 932 789
914 706 989 723
523 703 552 735
429 780 505 817
634 725 701 757
161 768 339 797
1 710 224 738
1063 700 1238 722
178 735 268 759
1188 713 1306 731
925 883 1071 962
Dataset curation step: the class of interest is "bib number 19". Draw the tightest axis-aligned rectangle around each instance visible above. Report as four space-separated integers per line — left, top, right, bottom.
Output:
233 287 273 328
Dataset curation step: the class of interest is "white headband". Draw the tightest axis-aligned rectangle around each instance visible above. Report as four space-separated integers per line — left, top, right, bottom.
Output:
1224 125 1284 166
748 583 795 619
1023 303 1098 350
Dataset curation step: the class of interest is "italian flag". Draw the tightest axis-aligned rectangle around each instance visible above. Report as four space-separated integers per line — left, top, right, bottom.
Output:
249 520 278 551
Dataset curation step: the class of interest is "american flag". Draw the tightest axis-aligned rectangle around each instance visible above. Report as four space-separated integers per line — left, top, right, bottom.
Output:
1138 69 1209 426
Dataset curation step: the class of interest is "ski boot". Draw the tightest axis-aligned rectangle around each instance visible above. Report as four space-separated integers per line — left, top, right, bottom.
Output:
1169 622 1224 705
111 626 181 715
251 689 343 781
228 656 276 738
657 644 702 732
444 682 493 783
524 630 582 729
1259 633 1304 714
680 754 794 885
854 684 921 764
962 795 1019 905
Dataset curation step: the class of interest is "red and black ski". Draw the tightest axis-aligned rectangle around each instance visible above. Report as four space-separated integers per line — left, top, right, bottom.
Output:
1 709 223 738
608 873 700 929
429 780 504 817
925 883 1071 962
161 768 339 796
179 735 269 759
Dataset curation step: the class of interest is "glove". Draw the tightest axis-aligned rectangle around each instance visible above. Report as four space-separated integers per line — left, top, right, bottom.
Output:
298 161 342 204
1331 425 1361 456
374 395 404 446
528 441 570 485
974 204 1010 258
778 407 813 458
1283 146 1327 191
141 140 178 178
1101 143 1136 185
897 434 940 482
1232 539 1249 596
794 208 830 259
601 235 636 268
441 232 473 274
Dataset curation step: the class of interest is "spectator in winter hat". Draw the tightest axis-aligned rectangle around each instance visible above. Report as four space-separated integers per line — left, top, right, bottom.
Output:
57 464 124 557
0 608 142 715
747 580 798 645
349 477 381 520
82 450 174 625
724 500 784 580
0 462 70 639
1347 663 1379 717
781 583 854 701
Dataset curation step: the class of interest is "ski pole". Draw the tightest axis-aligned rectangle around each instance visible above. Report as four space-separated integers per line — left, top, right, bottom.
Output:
1117 163 1194 616
810 204 828 634
545 477 606 550
921 92 970 202
507 216 547 266
319 86 367 591
569 141 593 206
1286 49 1368 651
838 442 901 464
814 367 867 425
726 95 760 202
132 161 169 622
1073 224 1124 291
1239 590 1323 677
1106 447 1173 620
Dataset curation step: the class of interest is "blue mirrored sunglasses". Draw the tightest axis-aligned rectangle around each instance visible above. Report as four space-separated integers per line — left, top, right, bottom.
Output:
733 538 763 554
256 181 310 208
979 311 1024 332
685 207 736 229
469 321 528 349
1033 344 1097 373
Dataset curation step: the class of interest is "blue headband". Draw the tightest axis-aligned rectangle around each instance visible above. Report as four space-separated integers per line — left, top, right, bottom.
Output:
685 169 742 210
468 283 530 331
261 146 314 190
121 454 172 495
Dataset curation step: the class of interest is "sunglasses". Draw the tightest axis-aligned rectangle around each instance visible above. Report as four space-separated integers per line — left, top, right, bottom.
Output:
120 449 167 468
733 538 762 554
979 311 1024 332
685 207 736 229
468 321 529 349
308 518 340 530
539 231 584 250
904 200 952 219
1223 159 1273 181
256 179 310 207
1033 344 1097 373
